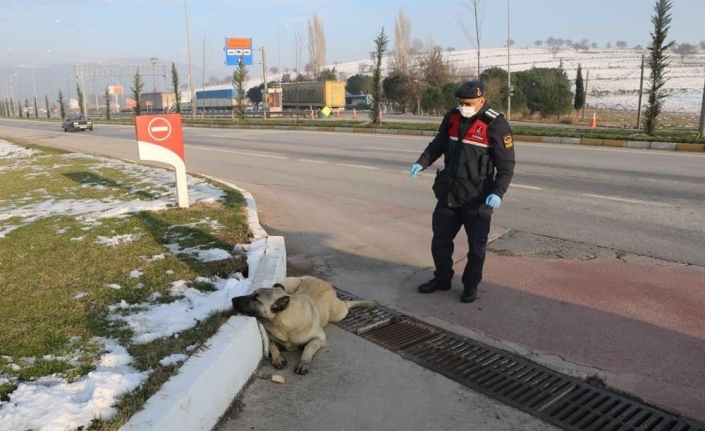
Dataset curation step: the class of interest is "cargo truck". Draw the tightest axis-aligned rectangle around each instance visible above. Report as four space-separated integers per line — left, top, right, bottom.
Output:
140 92 176 112
280 81 345 108
195 88 241 110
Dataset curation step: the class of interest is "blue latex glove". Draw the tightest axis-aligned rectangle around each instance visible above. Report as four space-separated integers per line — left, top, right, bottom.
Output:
410 163 423 179
485 194 502 209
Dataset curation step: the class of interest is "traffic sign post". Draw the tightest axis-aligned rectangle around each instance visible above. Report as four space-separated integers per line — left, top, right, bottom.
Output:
134 114 189 208
224 37 253 66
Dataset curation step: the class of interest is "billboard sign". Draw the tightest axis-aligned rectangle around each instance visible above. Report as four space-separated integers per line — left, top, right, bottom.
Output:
225 37 253 66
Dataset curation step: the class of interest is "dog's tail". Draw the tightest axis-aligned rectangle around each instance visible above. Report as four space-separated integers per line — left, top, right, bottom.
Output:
345 300 378 310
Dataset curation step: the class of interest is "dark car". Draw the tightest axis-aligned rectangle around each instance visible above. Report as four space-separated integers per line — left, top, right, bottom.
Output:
62 114 93 132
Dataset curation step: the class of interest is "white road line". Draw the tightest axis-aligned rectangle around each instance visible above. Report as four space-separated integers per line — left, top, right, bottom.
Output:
189 145 288 159
363 146 422 153
582 193 670 207
298 158 327 163
336 163 379 170
511 184 542 190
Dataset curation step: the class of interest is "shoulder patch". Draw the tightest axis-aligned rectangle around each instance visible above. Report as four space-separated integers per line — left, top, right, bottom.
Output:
485 109 499 119
503 134 514 149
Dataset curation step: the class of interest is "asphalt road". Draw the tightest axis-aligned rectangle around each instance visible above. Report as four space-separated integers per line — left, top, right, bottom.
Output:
2 118 703 266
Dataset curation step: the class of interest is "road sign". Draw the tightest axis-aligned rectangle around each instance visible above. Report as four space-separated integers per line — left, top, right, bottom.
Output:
135 114 188 207
225 37 253 66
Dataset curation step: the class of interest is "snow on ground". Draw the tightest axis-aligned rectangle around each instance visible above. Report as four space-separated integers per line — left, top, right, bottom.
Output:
0 140 264 431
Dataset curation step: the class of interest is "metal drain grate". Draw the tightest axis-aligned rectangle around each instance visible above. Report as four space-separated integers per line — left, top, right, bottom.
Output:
336 289 704 431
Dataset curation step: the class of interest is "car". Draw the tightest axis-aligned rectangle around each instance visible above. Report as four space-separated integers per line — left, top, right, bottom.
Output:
62 114 93 132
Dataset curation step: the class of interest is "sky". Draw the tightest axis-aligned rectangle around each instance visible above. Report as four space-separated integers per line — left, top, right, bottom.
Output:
0 140 264 431
1 0 704 74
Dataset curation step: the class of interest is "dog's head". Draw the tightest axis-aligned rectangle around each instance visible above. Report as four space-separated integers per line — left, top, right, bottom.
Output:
231 283 290 320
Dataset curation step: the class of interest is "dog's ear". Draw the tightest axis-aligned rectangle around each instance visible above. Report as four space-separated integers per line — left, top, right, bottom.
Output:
271 296 290 313
273 283 286 290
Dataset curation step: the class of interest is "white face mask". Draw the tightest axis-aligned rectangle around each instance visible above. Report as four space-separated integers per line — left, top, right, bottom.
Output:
458 105 477 118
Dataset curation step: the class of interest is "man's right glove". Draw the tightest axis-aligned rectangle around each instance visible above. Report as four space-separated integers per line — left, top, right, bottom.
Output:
410 163 423 179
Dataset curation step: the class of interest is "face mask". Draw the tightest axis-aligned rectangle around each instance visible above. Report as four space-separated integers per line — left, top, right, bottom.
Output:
458 105 477 118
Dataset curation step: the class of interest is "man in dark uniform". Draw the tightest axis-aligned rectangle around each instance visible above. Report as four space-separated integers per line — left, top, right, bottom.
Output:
409 80 515 303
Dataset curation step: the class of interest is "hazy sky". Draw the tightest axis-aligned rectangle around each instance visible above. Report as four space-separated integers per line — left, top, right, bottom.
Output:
0 0 704 75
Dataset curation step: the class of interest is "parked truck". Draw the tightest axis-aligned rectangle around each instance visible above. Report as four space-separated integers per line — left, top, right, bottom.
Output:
140 92 176 112
280 81 345 109
194 88 242 110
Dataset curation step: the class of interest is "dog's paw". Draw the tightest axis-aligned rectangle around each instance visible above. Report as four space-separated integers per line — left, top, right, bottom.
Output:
294 361 310 375
271 357 287 369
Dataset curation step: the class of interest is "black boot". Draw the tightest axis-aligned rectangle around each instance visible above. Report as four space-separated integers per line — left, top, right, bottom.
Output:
418 278 452 294
460 285 477 303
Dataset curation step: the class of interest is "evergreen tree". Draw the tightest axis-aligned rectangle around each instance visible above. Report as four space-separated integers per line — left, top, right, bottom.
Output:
573 64 585 113
643 0 674 135
171 62 182 114
370 28 389 124
58 90 66 119
232 56 249 120
76 84 85 116
131 69 144 116
104 86 112 120
45 95 50 118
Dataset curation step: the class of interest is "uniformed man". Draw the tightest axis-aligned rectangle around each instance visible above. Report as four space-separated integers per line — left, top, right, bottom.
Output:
410 80 515 303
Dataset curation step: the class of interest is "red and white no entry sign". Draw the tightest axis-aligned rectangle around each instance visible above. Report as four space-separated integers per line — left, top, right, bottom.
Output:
147 117 172 142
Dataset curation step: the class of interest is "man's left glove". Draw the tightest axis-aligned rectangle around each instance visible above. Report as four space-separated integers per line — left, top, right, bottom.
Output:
410 163 423 179
485 194 502 209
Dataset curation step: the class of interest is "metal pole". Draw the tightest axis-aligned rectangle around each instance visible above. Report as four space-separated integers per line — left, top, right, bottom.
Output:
261 47 268 111
277 24 288 88
77 28 86 116
184 0 197 119
697 78 705 139
581 70 589 121
636 54 645 129
30 64 38 118
506 0 511 121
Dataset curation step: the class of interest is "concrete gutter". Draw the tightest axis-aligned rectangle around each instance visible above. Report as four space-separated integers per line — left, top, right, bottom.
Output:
119 180 286 431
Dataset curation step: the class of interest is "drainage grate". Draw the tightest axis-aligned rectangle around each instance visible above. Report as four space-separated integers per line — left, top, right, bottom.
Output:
336 289 704 431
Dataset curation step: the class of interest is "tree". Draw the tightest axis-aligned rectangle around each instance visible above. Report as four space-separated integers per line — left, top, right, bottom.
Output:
103 86 111 120
672 42 697 63
131 69 144 116
458 0 484 75
370 28 388 124
616 41 628 49
317 68 337 81
232 56 249 120
546 37 564 58
534 40 543 48
24 99 30 118
421 86 445 115
76 84 85 116
574 64 585 113
293 25 305 77
247 84 263 105
515 68 572 118
58 90 66 119
45 95 50 118
171 62 182 114
643 0 674 135
199 35 212 92
307 13 326 80
383 73 413 112
346 74 374 94
392 8 412 74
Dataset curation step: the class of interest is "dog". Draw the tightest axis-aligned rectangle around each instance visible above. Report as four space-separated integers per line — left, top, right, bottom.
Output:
231 276 377 375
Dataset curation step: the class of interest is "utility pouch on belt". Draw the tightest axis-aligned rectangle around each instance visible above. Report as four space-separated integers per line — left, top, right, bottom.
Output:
432 169 453 200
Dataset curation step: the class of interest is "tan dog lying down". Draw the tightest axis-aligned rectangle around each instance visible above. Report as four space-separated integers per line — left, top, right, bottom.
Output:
232 276 377 374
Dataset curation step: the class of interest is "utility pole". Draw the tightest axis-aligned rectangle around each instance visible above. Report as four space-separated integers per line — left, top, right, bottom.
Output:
184 0 197 119
506 0 511 121
636 54 645 129
581 70 589 121
258 47 268 111
698 78 705 139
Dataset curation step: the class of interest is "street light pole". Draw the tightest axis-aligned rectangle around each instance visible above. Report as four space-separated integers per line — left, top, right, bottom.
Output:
184 0 197 119
277 24 288 87
150 57 158 92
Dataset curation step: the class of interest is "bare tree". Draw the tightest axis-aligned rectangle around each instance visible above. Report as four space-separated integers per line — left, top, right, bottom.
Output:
307 13 326 80
534 40 543 48
457 0 485 75
391 8 412 74
293 26 305 76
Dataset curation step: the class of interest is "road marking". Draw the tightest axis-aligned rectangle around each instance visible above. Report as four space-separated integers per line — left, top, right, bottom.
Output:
298 158 327 163
336 163 379 170
512 184 542 190
582 193 670 207
189 145 288 159
363 146 422 153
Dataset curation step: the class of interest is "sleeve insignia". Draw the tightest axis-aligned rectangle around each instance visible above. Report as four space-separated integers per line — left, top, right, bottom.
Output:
503 134 514 149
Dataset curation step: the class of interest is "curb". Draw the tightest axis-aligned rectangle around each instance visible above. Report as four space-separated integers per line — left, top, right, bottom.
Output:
119 179 287 431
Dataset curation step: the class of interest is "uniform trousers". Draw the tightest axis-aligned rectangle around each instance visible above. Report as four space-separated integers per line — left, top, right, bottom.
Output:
431 203 492 287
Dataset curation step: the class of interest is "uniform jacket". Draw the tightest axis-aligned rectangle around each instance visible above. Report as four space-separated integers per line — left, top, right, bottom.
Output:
415 103 516 208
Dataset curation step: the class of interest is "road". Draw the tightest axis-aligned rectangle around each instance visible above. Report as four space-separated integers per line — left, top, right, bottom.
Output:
1 118 704 424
